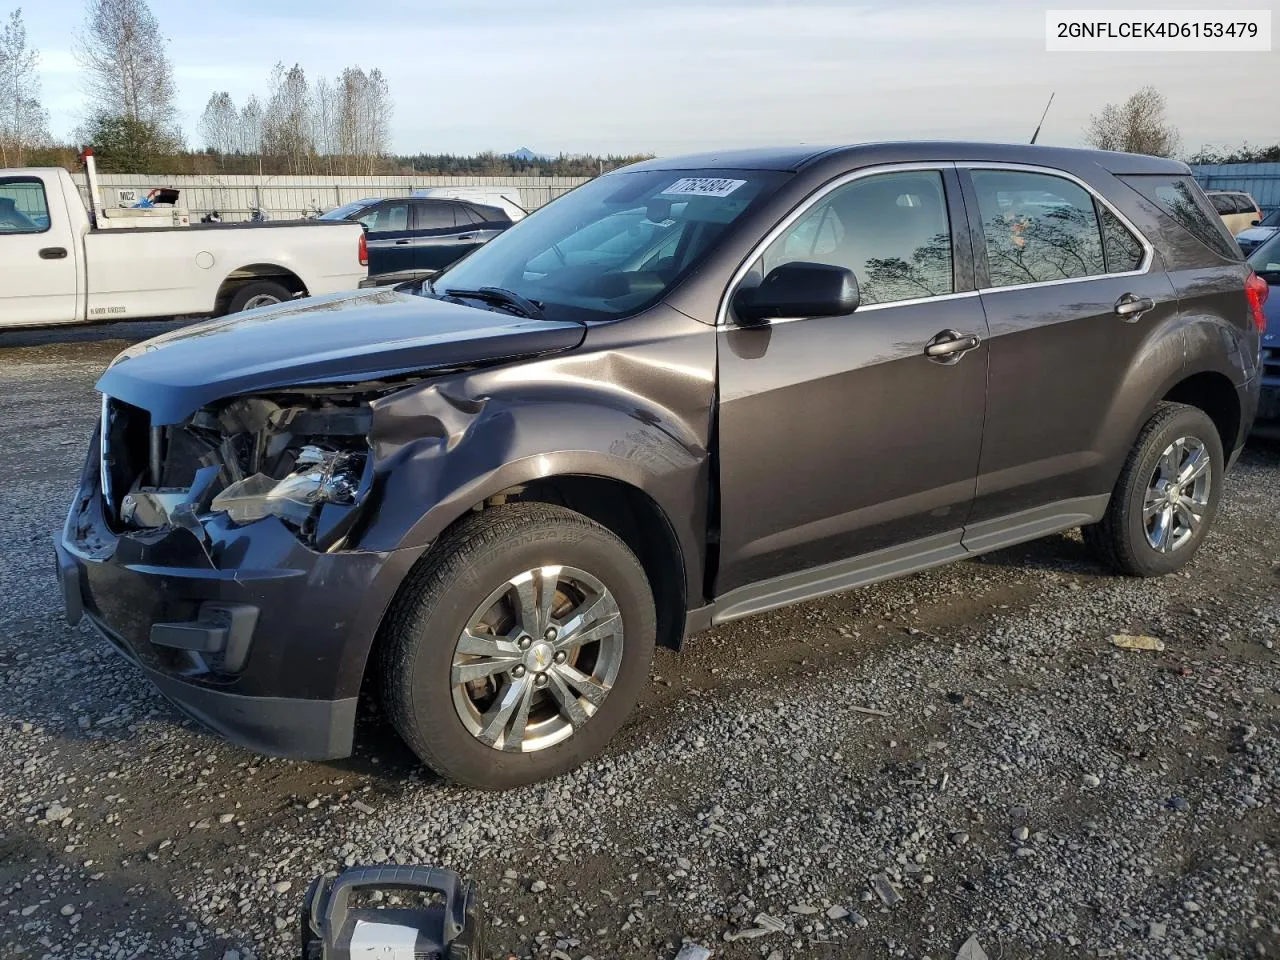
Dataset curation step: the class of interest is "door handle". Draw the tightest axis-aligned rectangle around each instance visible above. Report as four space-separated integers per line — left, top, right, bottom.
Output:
924 329 982 362
457 234 475 241
394 238 412 245
1114 294 1155 320
39 247 68 260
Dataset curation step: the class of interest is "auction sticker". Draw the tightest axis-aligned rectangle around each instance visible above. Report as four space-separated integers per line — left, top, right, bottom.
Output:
661 178 746 198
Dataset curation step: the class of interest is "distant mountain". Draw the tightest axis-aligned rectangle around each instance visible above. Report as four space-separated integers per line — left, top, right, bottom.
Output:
508 147 548 162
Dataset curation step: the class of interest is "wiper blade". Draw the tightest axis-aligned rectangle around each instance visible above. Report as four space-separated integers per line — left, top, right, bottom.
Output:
441 286 545 320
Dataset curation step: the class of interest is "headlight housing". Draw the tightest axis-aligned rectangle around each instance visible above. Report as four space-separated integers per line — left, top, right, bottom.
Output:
210 446 365 527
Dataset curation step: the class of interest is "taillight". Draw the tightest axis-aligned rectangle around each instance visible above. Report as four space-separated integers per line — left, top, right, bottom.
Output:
358 231 368 267
1245 270 1268 333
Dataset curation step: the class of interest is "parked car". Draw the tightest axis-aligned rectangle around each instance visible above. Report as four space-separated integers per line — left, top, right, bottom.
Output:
1247 231 1280 435
57 142 1264 789
412 186 527 222
319 196 512 286
1206 190 1263 235
0 157 367 328
1235 207 1280 255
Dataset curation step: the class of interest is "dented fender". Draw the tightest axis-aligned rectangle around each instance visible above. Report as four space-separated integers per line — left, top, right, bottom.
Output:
351 306 719 602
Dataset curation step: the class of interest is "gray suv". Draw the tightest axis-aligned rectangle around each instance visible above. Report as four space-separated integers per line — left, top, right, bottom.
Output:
57 142 1266 789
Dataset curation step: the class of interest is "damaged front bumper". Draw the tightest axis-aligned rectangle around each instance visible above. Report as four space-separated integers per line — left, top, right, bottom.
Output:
56 425 425 760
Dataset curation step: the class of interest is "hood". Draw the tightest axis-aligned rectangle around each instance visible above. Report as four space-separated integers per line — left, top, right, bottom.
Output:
1237 225 1278 244
97 288 586 424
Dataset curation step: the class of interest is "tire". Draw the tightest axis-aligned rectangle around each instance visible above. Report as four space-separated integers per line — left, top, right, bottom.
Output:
379 503 657 790
226 280 292 313
1084 401 1224 577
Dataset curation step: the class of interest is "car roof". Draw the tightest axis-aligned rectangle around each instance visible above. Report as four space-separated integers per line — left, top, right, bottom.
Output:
621 141 1190 176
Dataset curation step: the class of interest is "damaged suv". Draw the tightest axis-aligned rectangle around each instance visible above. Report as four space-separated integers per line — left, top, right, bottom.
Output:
57 143 1265 789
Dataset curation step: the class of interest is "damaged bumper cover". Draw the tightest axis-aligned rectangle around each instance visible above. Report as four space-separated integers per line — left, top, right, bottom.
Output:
56 424 426 760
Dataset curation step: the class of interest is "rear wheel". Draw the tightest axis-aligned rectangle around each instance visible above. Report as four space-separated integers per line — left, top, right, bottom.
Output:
226 280 292 313
1084 402 1223 577
380 503 656 789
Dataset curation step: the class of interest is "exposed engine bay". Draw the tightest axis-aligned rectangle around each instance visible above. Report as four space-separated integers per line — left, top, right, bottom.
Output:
101 392 375 549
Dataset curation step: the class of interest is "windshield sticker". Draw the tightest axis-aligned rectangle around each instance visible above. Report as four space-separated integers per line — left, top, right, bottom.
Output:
660 177 746 198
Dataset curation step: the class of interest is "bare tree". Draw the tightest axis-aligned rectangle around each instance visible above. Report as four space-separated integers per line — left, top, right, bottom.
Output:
75 0 179 142
263 62 314 174
311 76 338 174
197 91 238 155
238 95 263 156
337 66 393 174
0 8 49 166
1084 86 1180 158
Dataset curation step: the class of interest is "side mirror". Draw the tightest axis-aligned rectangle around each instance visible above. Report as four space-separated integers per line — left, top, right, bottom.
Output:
1250 219 1261 227
733 261 860 326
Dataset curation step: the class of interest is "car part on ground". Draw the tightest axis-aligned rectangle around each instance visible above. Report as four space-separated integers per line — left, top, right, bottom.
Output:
301 865 484 960
58 141 1262 788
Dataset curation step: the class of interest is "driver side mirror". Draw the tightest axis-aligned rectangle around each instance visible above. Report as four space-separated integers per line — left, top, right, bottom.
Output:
733 261 860 326
1251 219 1261 227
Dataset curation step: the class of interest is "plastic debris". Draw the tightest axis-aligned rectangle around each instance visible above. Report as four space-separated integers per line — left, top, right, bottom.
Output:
1109 634 1165 652
956 934 990 960
674 945 713 960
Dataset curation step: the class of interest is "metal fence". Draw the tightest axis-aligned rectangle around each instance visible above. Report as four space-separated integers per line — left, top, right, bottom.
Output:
79 174 592 222
1191 163 1280 218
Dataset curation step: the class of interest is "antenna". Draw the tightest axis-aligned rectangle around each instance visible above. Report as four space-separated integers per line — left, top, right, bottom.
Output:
1030 92 1055 145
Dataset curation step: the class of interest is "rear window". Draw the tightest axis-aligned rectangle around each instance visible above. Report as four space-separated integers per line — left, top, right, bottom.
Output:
1209 194 1235 215
1233 194 1258 215
1122 176 1240 260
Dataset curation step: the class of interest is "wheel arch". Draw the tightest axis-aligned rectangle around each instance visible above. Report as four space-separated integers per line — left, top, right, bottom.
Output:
214 264 308 315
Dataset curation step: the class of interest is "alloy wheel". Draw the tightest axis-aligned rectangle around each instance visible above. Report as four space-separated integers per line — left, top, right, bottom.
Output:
1143 436 1212 553
450 566 623 752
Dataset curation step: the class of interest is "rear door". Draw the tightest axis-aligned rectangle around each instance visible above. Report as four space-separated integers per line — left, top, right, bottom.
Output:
714 165 990 594
410 201 479 274
356 199 414 276
0 175 79 326
959 164 1179 538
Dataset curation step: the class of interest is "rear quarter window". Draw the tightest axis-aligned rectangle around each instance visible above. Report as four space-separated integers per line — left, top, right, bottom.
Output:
1121 176 1241 261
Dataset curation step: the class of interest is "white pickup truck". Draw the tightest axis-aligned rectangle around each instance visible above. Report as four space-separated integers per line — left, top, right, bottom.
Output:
0 158 368 329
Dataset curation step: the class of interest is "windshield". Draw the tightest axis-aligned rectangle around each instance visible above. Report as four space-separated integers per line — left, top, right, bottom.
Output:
1256 208 1280 228
319 199 378 221
433 169 787 320
1248 230 1280 276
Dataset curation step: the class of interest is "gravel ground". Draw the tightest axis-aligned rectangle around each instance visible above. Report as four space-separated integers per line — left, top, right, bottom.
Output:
1 321 1278 960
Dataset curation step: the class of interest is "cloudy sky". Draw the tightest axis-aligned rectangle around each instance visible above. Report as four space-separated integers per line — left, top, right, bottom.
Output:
17 0 1275 157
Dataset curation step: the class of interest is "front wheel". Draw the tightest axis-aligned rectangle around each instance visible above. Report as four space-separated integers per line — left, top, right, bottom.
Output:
1084 401 1224 577
379 503 657 790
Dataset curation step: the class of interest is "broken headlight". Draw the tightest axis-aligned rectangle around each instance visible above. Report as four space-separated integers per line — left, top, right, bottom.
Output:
210 446 366 527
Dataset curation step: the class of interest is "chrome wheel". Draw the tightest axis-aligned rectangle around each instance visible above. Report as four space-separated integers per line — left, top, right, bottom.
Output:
241 293 282 310
1143 436 1211 553
450 566 623 753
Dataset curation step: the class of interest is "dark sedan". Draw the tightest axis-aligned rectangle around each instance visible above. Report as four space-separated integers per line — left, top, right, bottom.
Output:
1247 232 1280 434
320 197 512 285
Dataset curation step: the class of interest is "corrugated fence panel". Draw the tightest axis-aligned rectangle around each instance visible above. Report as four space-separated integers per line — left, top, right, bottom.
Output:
1192 163 1280 217
78 174 591 221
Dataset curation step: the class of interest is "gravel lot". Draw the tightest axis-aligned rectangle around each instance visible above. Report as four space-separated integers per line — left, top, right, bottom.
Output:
2 321 1278 960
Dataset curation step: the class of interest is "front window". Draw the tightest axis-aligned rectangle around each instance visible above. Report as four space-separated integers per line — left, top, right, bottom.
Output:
433 169 787 321
0 177 50 234
318 199 378 222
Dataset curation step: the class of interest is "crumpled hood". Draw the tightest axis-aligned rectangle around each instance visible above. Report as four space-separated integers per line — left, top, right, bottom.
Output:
97 288 586 424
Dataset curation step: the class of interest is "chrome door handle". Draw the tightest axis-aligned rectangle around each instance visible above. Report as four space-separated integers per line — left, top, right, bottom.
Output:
924 329 982 362
1114 294 1155 320
394 238 412 245
456 234 475 241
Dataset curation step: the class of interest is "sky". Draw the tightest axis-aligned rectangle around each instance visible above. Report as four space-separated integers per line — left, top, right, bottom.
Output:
16 0 1278 157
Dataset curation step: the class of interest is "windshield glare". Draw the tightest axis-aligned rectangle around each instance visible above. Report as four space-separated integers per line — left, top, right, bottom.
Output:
433 169 786 320
1248 230 1280 272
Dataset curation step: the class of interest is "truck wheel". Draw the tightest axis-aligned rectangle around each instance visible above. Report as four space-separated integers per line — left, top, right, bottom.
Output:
1084 402 1223 577
380 503 657 790
227 280 292 313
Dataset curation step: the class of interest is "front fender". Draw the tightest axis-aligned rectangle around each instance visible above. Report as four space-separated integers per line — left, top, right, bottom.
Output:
350 316 717 602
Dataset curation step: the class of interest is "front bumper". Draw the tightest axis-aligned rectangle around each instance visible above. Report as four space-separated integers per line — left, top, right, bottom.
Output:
57 436 425 760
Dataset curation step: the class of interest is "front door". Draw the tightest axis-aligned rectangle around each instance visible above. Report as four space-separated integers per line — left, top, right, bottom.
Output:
0 175 78 325
357 199 414 277
715 166 990 593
